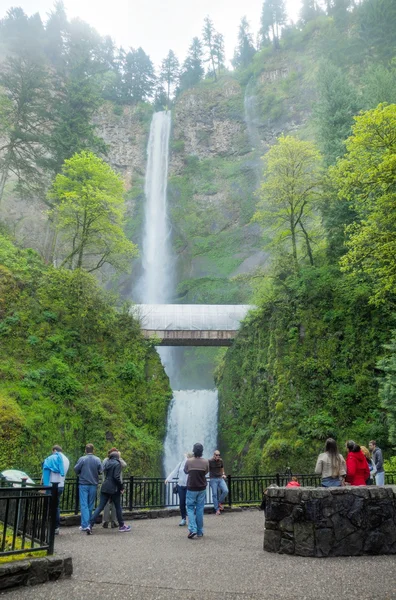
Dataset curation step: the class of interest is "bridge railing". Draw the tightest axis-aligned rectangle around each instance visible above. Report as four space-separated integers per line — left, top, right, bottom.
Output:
25 472 396 514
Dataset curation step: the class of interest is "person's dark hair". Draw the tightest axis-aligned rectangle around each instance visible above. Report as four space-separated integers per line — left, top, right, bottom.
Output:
369 440 377 446
108 447 118 456
52 445 62 452
193 442 203 458
346 440 355 452
325 438 341 476
352 444 361 452
85 443 94 454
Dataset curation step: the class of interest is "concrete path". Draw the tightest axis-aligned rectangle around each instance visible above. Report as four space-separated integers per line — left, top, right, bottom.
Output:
2 510 396 599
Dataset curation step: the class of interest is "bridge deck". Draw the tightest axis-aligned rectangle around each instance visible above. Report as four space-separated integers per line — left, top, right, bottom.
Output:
142 329 236 346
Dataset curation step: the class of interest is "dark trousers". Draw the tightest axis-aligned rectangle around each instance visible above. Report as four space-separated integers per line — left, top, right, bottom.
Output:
90 492 123 527
178 485 187 519
56 488 63 529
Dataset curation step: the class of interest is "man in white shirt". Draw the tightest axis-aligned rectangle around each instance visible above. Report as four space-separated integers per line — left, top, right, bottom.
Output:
48 445 70 534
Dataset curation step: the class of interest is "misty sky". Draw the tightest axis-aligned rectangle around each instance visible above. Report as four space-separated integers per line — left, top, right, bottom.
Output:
0 0 302 68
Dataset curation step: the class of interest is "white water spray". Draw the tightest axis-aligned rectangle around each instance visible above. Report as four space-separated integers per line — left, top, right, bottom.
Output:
137 111 218 475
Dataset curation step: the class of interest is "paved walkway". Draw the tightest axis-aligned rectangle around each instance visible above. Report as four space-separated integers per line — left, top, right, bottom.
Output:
2 511 396 599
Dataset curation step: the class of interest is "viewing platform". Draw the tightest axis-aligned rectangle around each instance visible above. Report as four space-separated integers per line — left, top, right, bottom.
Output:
132 304 253 347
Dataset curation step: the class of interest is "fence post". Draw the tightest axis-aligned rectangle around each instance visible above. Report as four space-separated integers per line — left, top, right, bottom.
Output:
227 475 232 507
129 476 133 511
74 476 79 515
48 482 58 555
276 473 280 486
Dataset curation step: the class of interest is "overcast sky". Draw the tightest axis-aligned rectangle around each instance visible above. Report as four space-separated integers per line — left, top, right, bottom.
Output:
0 0 302 68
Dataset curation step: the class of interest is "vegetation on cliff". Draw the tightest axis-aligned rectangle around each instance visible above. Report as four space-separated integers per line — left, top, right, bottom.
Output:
0 233 172 474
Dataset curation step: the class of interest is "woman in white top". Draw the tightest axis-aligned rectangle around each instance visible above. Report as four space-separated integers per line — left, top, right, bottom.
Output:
165 452 193 526
315 438 346 487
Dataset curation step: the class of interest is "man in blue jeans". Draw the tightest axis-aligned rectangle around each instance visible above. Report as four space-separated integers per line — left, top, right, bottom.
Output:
74 444 103 531
184 443 209 539
209 450 228 515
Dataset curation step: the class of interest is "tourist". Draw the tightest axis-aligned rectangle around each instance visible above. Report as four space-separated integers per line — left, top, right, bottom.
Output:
102 448 127 528
286 476 301 488
315 438 346 487
165 452 193 526
369 440 385 485
209 449 228 516
184 442 209 539
74 444 103 532
345 441 370 486
42 445 70 534
87 449 131 534
361 445 376 485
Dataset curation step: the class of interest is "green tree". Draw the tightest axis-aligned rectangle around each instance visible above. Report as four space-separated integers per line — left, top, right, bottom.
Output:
0 7 45 59
315 61 361 166
180 37 204 91
332 104 396 305
357 0 396 63
202 16 218 80
0 56 51 204
122 47 156 104
213 32 225 76
47 18 107 174
378 332 396 446
232 17 256 69
254 136 323 268
362 63 396 108
159 50 179 104
260 0 287 49
300 0 323 24
48 151 137 272
44 1 68 68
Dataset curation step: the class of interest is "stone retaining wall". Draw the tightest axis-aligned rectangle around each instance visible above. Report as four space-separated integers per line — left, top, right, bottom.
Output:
0 554 72 590
264 486 396 557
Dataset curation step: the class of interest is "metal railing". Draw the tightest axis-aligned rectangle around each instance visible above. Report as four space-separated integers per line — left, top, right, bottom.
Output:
21 471 396 514
0 480 58 557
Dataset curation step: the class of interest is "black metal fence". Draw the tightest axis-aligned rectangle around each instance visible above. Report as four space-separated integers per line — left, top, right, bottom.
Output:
22 471 396 514
0 481 58 558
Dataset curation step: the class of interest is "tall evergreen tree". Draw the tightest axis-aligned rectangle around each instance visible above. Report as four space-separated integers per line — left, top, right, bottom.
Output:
44 1 68 68
260 0 287 49
0 56 51 204
232 16 256 69
300 0 323 24
122 47 156 104
213 32 225 76
202 16 218 80
179 37 204 91
315 61 360 166
47 18 106 175
159 50 179 104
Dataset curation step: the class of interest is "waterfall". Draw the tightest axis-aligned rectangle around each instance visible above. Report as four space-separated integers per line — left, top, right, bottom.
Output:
244 77 261 150
136 111 218 476
243 77 262 187
136 111 173 304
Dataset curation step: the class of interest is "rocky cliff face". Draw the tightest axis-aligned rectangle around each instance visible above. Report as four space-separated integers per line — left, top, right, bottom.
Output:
0 51 314 294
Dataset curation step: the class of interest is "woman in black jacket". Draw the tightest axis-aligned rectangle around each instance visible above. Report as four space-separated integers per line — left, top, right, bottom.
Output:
87 450 131 534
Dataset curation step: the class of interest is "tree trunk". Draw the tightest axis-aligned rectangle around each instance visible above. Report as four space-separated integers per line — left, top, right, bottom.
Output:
299 221 314 266
0 165 9 206
290 214 299 269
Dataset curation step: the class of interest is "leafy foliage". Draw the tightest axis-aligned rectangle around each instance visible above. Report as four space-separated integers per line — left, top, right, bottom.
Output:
49 151 138 273
0 234 172 473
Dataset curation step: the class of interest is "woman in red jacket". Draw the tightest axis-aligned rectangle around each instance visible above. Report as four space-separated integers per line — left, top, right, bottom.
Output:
345 441 370 486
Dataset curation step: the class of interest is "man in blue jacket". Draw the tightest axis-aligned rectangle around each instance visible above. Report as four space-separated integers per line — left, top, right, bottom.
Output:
74 444 103 532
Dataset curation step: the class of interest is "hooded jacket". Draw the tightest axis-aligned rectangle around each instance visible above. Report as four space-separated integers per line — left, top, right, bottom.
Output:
346 450 370 486
100 452 124 495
